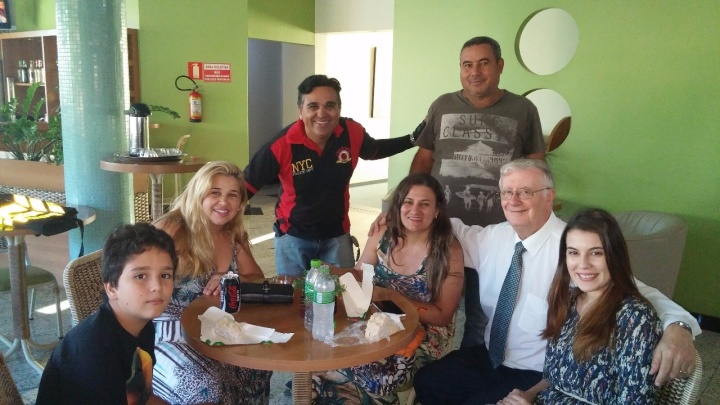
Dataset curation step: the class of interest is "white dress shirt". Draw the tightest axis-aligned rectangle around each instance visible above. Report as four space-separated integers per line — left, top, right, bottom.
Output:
452 212 700 372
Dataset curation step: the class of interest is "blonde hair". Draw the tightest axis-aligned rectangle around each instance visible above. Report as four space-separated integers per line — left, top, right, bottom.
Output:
156 161 249 280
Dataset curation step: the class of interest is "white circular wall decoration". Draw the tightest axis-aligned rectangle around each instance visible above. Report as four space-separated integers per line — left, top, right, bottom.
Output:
525 89 571 136
518 8 579 75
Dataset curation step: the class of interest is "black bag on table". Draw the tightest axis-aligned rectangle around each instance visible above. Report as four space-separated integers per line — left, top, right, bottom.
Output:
0 193 84 255
240 280 294 304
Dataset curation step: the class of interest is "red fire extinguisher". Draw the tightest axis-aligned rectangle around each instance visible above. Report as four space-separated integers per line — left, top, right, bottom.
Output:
189 86 202 122
176 75 202 123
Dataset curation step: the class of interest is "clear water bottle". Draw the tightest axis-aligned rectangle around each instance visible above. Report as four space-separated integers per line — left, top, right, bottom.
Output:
303 259 322 331
312 265 335 342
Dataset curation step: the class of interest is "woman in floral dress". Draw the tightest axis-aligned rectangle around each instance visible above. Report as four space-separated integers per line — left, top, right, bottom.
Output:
314 173 465 404
499 208 662 405
151 161 270 405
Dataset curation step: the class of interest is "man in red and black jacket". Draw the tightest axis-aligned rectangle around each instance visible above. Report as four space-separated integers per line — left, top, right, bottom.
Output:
243 74 422 276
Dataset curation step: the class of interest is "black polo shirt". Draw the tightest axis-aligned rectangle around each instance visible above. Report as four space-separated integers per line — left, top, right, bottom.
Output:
244 118 412 240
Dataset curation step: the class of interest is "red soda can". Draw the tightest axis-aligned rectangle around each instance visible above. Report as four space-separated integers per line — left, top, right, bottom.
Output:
220 271 240 313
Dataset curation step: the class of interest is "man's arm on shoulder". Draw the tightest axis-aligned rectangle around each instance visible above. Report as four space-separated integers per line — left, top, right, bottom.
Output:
410 147 434 174
449 217 483 270
362 133 415 160
359 119 427 160
637 280 700 336
637 279 700 386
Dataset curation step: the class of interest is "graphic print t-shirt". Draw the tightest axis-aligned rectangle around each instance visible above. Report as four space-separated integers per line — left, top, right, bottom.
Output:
416 91 544 226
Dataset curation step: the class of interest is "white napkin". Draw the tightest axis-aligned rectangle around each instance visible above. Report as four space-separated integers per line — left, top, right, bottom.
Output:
198 306 293 345
340 262 374 318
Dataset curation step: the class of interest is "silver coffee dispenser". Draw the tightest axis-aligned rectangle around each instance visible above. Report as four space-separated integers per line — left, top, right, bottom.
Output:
125 103 151 156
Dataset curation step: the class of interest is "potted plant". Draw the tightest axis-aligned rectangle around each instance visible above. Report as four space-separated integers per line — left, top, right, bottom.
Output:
0 82 63 164
0 85 180 166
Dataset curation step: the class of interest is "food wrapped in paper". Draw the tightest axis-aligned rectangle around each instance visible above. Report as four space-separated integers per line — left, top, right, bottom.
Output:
213 316 245 341
365 312 404 342
328 311 406 347
340 262 374 318
199 306 293 345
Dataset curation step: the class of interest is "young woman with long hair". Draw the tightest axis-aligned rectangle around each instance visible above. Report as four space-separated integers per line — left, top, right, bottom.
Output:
314 173 464 404
499 208 661 404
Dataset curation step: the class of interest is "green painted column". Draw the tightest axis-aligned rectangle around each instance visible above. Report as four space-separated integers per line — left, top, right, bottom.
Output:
56 0 132 255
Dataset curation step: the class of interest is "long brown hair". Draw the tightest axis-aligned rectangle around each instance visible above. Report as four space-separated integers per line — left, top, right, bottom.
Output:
386 173 453 301
155 161 249 280
543 208 645 362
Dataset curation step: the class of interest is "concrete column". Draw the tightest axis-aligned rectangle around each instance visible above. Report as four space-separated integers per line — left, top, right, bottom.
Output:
56 0 132 255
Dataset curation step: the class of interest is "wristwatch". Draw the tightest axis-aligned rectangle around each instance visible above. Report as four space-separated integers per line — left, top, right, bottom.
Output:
670 321 693 334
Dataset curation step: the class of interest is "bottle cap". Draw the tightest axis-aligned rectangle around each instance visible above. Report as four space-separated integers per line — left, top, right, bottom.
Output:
310 259 322 268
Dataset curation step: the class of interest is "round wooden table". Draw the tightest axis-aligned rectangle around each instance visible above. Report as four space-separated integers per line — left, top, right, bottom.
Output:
100 155 207 220
181 287 419 404
0 205 96 374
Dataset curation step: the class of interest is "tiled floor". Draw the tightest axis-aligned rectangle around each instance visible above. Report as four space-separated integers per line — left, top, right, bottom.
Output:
3 182 719 404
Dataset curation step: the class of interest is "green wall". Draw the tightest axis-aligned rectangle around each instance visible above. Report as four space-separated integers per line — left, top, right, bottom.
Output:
12 0 55 31
18 0 716 315
140 0 314 168
15 0 314 168
389 0 720 317
137 0 249 166
248 0 314 44
9 0 137 30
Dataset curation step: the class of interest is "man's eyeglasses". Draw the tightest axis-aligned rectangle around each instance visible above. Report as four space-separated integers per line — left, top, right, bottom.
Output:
499 187 552 200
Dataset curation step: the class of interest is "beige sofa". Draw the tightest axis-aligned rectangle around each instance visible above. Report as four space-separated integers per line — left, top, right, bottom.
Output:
613 210 688 298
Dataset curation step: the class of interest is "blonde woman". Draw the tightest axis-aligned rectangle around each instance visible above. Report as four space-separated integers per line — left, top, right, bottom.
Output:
151 161 268 405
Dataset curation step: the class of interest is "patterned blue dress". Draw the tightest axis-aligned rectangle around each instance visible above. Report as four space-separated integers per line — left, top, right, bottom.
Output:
536 296 661 404
312 231 454 404
152 244 272 405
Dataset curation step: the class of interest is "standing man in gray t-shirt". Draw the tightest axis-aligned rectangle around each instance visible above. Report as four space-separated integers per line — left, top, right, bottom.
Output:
410 36 546 347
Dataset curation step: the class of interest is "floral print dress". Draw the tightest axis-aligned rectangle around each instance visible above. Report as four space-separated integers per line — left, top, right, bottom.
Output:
313 231 454 404
152 243 272 405
536 296 662 404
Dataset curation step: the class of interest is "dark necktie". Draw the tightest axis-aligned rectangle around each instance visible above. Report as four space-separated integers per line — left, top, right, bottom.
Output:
488 241 526 368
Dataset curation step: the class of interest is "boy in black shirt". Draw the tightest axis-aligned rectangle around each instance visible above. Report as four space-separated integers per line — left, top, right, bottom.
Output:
37 223 177 405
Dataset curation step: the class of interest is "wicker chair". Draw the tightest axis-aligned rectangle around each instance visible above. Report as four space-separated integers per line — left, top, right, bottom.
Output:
62 250 103 326
0 237 64 339
0 351 23 405
134 190 152 223
658 350 703 404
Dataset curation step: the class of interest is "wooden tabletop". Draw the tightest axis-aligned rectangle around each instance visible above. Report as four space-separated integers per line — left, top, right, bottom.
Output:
100 155 207 175
181 287 420 373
